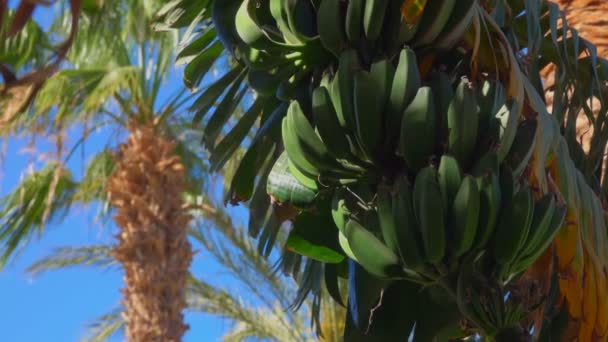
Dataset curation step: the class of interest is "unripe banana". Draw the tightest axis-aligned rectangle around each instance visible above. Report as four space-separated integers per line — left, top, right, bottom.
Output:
392 176 425 271
312 85 356 161
287 100 345 172
386 48 421 147
247 69 283 97
235 0 275 50
331 189 352 232
493 185 534 267
270 0 304 45
282 113 320 177
353 60 393 161
286 157 318 190
434 0 476 51
342 218 403 278
399 87 437 171
363 0 389 41
438 154 463 212
472 173 501 252
495 100 520 163
448 77 479 169
345 0 364 43
317 0 347 56
450 176 480 258
428 70 453 142
413 0 456 47
377 182 399 255
330 50 361 133
413 166 446 264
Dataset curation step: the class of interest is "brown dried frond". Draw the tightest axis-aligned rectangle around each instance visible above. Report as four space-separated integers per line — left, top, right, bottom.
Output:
107 122 192 342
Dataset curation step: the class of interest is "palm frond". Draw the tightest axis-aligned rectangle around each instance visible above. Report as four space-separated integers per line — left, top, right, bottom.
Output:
188 205 293 310
186 275 312 342
81 308 125 342
26 245 116 277
0 163 76 269
72 150 116 204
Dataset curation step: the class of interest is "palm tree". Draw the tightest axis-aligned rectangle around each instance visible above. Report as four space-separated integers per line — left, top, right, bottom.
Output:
0 2 206 340
27 194 346 342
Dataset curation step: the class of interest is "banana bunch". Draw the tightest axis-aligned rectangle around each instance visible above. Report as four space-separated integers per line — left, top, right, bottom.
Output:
317 0 477 58
230 0 332 101
277 44 567 283
456 262 527 338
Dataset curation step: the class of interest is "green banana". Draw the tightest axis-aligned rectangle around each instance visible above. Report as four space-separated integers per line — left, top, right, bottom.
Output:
450 176 480 258
493 184 534 267
282 114 320 177
495 100 520 163
399 87 437 171
428 70 453 142
386 48 421 147
345 0 364 43
363 0 389 41
287 0 318 41
330 50 361 132
377 182 399 255
392 176 426 271
473 172 501 251
312 85 357 161
456 264 496 334
382 0 417 53
331 189 352 232
342 218 403 278
413 0 456 47
413 166 446 264
235 0 273 50
317 0 347 56
270 0 304 45
353 60 393 161
339 229 359 262
477 80 506 135
275 66 311 101
287 157 318 190
448 77 479 169
247 69 283 96
285 100 346 174
438 154 463 211
434 0 476 50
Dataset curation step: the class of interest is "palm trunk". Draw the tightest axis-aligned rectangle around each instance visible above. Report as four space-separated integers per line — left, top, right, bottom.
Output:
107 122 192 342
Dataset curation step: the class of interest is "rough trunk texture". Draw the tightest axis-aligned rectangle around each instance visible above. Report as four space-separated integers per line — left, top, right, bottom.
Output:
108 123 192 342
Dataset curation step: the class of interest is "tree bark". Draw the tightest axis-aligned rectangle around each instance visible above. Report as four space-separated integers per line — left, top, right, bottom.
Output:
108 122 192 342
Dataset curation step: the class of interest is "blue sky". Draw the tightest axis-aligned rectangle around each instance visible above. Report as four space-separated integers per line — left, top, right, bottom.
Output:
0 129 229 342
0 5 242 342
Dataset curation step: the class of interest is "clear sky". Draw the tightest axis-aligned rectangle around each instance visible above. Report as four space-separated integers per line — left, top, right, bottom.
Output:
0 129 229 342
0 5 238 342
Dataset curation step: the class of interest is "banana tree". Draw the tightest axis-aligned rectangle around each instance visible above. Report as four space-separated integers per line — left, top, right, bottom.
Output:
164 0 608 340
